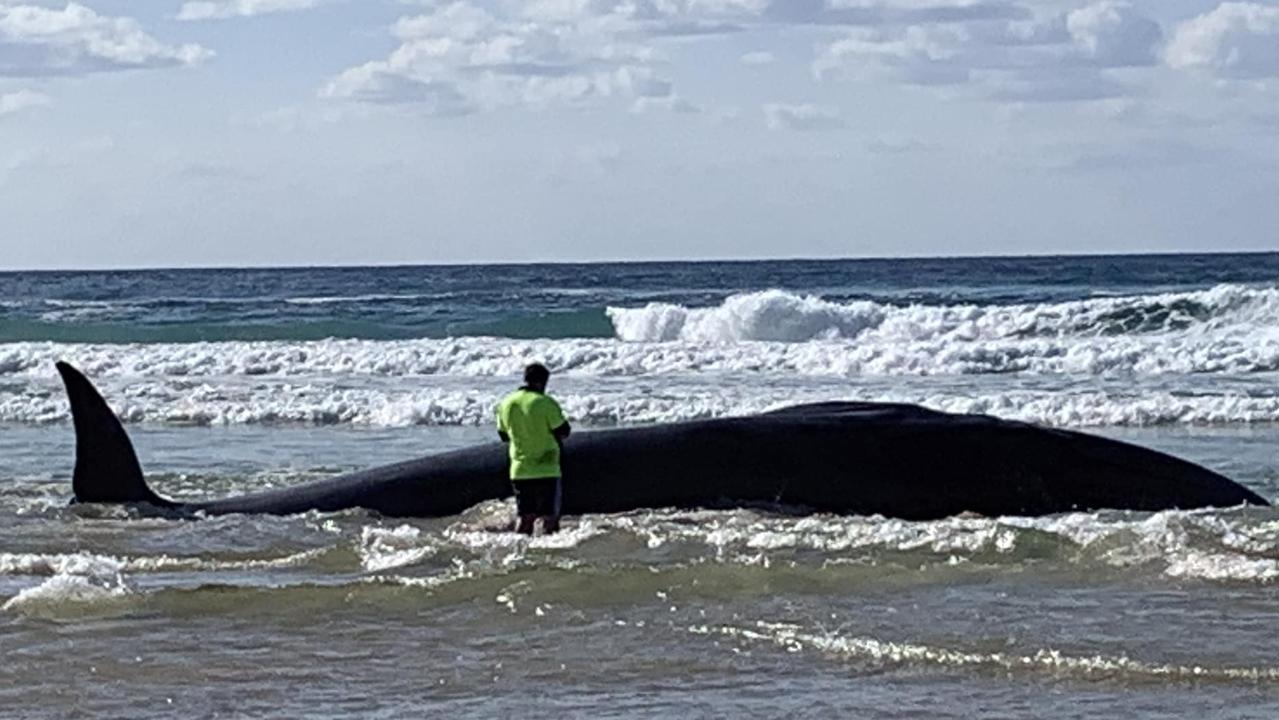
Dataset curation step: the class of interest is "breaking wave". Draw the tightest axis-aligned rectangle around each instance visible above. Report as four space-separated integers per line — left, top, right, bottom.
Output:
3 284 1279 428
607 284 1279 344
4 285 1279 378
4 378 1279 427
3 283 1276 346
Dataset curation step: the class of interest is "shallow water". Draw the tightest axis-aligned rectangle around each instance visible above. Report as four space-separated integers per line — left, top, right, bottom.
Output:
6 255 1279 717
3 424 1278 718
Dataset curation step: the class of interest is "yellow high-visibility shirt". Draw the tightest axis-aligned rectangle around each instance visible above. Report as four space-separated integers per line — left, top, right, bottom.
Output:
496 389 567 480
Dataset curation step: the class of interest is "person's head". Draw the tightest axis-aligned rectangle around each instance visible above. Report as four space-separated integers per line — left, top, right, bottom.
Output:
523 363 551 392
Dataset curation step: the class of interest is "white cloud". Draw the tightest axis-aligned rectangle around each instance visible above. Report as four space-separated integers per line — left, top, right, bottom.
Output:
323 0 1185 118
177 0 327 21
0 3 210 77
323 0 677 113
521 0 1026 35
814 2 1161 102
521 0 761 35
763 102 842 130
320 63 474 115
0 88 48 116
393 2 496 42
813 25 972 86
1166 2 1279 78
762 0 1025 26
1066 1 1162 67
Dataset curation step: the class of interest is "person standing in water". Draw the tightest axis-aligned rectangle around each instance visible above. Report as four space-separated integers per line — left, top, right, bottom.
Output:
497 363 571 535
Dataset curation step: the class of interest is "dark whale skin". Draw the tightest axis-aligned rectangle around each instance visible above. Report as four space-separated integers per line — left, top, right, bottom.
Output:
56 363 1269 520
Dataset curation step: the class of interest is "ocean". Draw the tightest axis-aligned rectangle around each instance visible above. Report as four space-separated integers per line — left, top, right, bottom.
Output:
2 254 1278 718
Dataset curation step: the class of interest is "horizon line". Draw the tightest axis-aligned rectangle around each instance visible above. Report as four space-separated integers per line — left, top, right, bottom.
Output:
4 247 1278 274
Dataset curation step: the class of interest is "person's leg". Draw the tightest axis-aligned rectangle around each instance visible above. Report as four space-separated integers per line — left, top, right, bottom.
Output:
512 481 536 535
541 477 563 535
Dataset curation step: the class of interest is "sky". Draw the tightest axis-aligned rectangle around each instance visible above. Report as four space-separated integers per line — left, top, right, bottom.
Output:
1 0 1278 269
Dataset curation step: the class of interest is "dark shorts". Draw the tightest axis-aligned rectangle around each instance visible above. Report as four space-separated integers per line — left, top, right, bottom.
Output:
512 477 562 517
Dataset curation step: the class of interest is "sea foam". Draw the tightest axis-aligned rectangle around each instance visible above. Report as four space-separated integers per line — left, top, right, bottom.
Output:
607 284 1279 343
3 284 1279 428
692 621 1279 681
2 377 1278 427
5 285 1279 379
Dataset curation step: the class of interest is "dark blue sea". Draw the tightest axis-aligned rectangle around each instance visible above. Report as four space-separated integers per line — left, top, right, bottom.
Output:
5 253 1279 342
3 254 1279 718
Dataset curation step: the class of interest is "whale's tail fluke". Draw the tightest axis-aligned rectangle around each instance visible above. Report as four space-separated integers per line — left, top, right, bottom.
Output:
56 361 167 507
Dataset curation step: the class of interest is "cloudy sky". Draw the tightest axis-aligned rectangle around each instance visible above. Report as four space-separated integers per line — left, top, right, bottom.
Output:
1 0 1277 269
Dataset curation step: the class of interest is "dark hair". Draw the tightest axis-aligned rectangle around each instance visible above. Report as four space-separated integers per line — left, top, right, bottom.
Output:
523 363 550 386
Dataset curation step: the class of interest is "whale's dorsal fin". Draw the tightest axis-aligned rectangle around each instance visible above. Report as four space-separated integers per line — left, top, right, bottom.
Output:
56 361 165 506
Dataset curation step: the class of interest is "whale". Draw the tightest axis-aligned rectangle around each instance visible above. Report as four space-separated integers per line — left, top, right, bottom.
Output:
55 361 1268 520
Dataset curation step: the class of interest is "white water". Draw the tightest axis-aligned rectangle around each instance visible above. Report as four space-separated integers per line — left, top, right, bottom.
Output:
4 372 1279 427
6 504 1279 624
3 284 1279 428
608 284 1279 344
692 621 1279 682
1 284 1277 376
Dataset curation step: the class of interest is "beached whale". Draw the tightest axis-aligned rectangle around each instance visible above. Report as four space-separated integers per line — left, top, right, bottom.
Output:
56 361 1268 519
